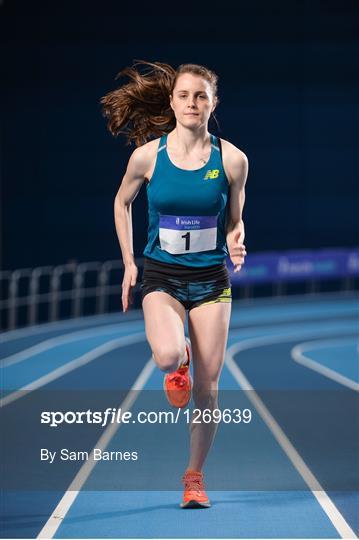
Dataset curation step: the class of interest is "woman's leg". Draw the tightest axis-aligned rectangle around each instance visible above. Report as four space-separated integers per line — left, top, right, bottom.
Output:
187 301 231 471
142 291 187 373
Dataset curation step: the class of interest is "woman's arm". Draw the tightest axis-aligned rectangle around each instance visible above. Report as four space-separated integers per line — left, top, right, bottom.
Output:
222 142 249 272
114 145 150 311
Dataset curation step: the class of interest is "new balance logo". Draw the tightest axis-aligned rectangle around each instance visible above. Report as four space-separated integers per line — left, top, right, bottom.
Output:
204 169 219 180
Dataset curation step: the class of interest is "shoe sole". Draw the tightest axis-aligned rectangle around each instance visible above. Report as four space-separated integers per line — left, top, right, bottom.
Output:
163 340 192 408
180 500 211 509
163 374 192 408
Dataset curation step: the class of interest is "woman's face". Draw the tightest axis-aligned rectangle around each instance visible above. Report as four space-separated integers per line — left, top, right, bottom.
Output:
170 73 217 129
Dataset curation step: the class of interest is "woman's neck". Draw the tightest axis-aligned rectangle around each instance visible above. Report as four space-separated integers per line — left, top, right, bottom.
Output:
168 125 211 154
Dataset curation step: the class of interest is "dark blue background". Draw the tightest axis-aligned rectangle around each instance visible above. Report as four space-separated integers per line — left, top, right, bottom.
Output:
2 0 358 271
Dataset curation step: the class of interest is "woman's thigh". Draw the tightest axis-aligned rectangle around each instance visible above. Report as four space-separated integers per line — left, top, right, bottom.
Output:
188 301 231 386
142 291 187 371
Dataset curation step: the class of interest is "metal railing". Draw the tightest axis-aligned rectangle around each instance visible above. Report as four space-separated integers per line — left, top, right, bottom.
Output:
1 259 144 331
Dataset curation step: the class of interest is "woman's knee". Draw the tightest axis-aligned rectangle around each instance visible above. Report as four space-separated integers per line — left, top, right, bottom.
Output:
152 343 185 373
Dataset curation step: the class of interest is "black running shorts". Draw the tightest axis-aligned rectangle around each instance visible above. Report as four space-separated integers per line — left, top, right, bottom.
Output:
140 256 232 311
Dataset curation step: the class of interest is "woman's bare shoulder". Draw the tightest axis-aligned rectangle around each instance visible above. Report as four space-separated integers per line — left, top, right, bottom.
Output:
219 138 248 162
218 138 248 186
126 137 162 181
133 137 161 158
127 137 161 175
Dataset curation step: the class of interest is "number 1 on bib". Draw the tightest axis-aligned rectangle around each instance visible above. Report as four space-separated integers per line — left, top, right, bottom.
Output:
159 215 218 255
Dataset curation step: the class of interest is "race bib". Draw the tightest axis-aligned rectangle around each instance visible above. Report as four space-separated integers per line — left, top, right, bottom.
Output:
159 215 218 254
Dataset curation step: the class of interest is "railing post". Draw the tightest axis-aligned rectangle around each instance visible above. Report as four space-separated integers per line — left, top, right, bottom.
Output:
97 263 109 314
29 269 39 326
50 267 61 322
8 269 32 330
72 270 83 319
8 270 20 330
28 267 53 326
0 271 11 330
74 262 101 319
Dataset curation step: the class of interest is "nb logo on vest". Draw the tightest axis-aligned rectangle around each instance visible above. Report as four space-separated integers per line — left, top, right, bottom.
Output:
204 169 219 180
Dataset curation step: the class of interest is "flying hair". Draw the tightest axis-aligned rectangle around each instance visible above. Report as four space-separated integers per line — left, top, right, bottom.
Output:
100 59 220 146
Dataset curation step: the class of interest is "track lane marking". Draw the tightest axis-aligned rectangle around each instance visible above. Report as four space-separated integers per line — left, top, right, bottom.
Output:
226 334 357 539
0 333 146 407
37 354 155 539
1 322 144 368
292 337 359 392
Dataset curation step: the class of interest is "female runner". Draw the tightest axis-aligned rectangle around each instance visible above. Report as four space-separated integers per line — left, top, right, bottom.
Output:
101 60 248 508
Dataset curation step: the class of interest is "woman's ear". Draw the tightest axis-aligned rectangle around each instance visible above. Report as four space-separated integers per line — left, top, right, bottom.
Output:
212 96 219 113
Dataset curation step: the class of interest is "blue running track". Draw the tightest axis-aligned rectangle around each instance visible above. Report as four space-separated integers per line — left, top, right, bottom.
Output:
1 292 358 539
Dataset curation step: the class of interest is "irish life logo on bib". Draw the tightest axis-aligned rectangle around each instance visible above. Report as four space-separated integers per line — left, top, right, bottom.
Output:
159 215 218 254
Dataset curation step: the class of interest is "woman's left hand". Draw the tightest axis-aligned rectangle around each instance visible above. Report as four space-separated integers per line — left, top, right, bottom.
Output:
227 229 247 273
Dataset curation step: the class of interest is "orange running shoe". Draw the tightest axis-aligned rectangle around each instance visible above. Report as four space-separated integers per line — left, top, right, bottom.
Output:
180 470 211 508
163 338 192 408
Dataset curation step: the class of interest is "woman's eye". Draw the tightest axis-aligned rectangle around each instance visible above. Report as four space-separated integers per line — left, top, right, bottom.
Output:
177 94 207 100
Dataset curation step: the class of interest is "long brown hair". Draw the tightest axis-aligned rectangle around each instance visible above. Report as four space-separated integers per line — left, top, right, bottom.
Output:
100 60 220 147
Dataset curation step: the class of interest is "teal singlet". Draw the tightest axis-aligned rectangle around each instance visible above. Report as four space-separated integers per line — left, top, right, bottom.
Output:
143 132 230 267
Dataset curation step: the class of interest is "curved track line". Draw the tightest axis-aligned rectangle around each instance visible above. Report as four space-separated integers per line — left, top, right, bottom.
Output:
1 322 144 368
0 332 146 407
0 311 144 343
225 335 357 539
291 338 359 392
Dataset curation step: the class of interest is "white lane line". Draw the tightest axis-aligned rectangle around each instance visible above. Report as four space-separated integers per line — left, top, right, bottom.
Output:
225 336 357 539
3 312 357 370
292 338 359 392
0 310 144 343
2 315 356 373
0 333 146 407
1 322 144 368
37 355 155 539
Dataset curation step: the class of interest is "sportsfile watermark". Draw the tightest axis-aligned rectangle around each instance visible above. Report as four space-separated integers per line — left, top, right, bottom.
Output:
40 407 253 427
2 389 357 491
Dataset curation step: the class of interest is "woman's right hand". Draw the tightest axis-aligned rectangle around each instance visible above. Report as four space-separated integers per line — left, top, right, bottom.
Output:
121 263 138 312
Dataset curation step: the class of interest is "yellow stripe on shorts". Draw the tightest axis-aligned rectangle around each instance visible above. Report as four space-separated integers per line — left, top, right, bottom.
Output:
200 287 232 307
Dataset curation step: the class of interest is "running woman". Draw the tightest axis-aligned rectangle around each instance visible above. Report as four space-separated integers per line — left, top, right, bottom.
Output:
101 60 248 508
